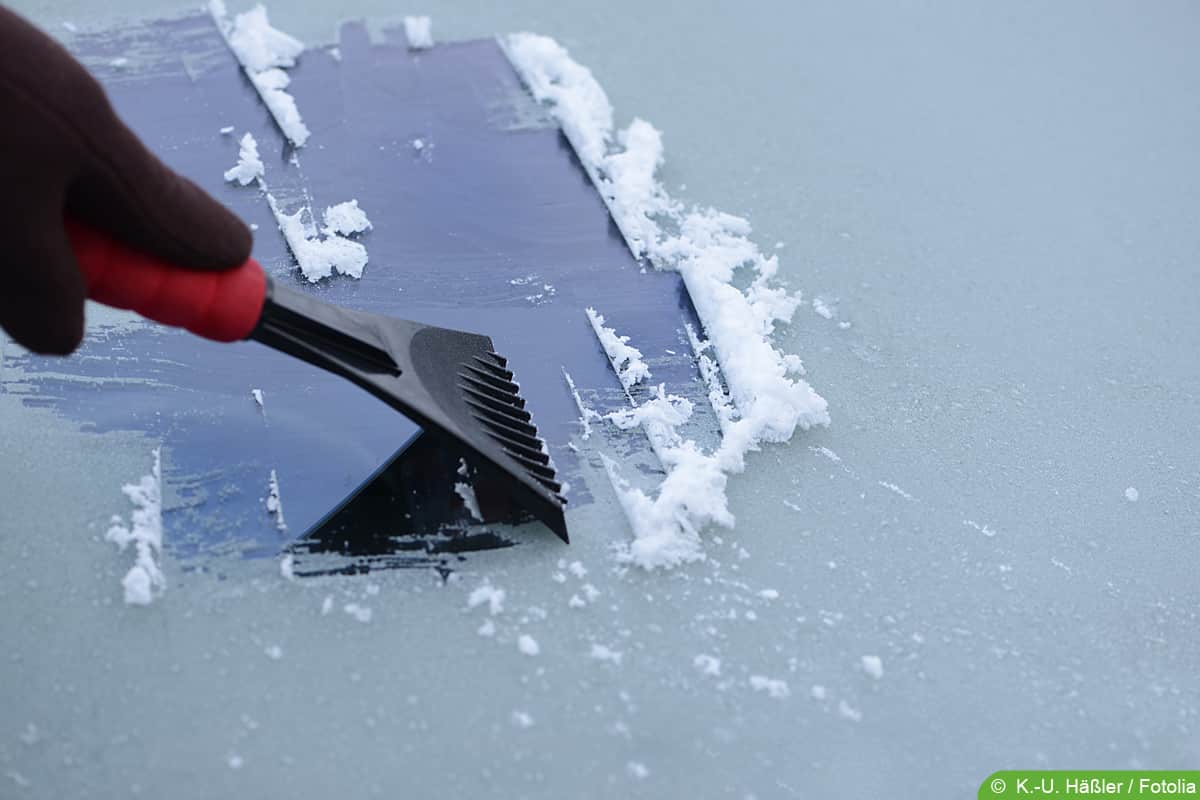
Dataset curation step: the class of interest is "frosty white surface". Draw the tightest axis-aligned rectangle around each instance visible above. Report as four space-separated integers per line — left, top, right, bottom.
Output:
4 1 1200 798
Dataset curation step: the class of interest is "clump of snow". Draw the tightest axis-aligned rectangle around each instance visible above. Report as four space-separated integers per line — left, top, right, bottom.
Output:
507 34 829 569
227 753 244 770
517 634 540 656
838 700 863 722
219 125 235 135
322 200 372 236
758 588 779 600
861 655 884 680
266 469 287 532
105 448 166 606
210 2 310 146
693 654 721 676
251 388 264 409
626 762 650 780
223 133 264 186
264 645 283 660
511 710 534 728
403 16 433 49
749 675 790 699
1125 486 1139 502
810 685 827 700
453 458 484 521
467 584 505 615
279 553 295 580
812 296 835 319
585 307 650 390
268 195 368 281
590 644 623 665
343 603 372 623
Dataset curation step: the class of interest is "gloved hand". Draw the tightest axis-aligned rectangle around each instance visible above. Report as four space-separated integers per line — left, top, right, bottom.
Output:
0 6 251 355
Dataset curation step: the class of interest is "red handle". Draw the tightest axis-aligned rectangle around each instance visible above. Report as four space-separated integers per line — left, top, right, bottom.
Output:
66 219 267 343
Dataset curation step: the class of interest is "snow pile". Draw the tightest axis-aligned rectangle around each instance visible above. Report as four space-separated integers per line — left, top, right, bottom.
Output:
105 449 166 605
403 16 433 49
210 2 310 146
267 195 370 281
223 133 264 186
585 307 650 391
506 34 829 569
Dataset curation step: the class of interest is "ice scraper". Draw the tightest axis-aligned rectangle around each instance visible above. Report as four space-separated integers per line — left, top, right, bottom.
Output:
66 220 569 543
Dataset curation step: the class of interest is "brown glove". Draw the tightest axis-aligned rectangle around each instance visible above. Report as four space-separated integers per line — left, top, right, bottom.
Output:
0 6 251 355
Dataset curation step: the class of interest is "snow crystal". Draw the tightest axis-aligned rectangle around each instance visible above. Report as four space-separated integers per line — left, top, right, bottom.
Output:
861 655 883 680
266 469 287 532
693 654 721 676
838 700 863 722
511 710 534 728
467 584 506 615
268 194 368 282
567 561 587 578
343 603 372 623
758 588 779 600
567 594 586 608
105 448 165 606
219 125 235 135
626 762 650 780
810 685 827 700
749 676 790 699
477 619 496 637
227 753 244 769
586 307 650 390
507 34 829 569
403 16 433 49
1125 486 1139 502
517 634 540 656
322 199 372 236
264 645 283 660
210 2 310 146
590 644 623 665
223 132 264 186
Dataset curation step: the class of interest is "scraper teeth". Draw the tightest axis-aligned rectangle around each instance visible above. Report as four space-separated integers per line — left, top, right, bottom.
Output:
462 364 522 396
471 355 514 382
458 353 565 508
477 415 545 454
482 351 508 368
459 374 527 409
499 448 559 479
460 387 532 422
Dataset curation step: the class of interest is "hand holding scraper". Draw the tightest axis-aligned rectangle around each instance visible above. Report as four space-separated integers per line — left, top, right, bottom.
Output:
0 7 567 541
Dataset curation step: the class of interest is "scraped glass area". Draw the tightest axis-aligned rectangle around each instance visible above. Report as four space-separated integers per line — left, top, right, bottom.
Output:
3 2 1200 799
